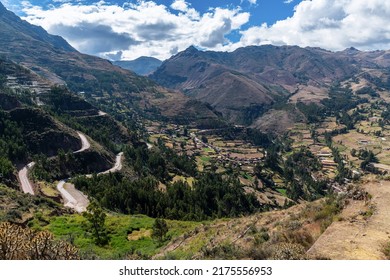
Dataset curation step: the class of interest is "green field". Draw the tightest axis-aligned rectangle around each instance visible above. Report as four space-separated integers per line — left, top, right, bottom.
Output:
45 213 200 259
200 156 211 162
202 147 214 153
276 188 287 196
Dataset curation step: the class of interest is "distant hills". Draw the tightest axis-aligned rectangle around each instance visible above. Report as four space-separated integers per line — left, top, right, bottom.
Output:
150 45 390 129
113 57 162 76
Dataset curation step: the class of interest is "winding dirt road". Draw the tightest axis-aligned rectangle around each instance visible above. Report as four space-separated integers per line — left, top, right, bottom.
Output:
18 130 124 212
55 131 92 212
18 131 89 195
99 152 123 175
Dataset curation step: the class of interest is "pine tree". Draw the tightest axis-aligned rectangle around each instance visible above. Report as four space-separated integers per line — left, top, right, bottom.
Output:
83 200 110 246
152 218 168 243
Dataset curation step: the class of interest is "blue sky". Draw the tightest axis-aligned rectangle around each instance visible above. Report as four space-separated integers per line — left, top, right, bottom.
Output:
3 1 390 60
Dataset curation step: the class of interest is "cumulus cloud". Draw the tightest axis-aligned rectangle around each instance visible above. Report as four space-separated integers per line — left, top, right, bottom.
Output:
50 22 139 53
171 0 188 12
20 1 248 60
201 17 232 48
238 0 390 51
170 0 199 19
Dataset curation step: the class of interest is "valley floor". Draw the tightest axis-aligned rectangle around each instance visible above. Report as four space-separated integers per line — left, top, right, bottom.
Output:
308 179 390 259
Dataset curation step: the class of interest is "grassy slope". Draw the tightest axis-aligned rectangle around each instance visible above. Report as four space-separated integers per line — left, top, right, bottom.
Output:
45 213 201 259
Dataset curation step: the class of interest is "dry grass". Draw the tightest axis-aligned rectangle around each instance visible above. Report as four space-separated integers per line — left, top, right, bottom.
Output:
289 85 328 104
308 179 390 259
153 197 342 259
128 229 152 241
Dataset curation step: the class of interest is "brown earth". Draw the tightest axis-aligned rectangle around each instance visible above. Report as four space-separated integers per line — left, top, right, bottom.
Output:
308 179 390 259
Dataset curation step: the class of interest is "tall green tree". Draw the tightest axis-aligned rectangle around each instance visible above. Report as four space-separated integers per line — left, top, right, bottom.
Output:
83 200 110 246
152 218 168 243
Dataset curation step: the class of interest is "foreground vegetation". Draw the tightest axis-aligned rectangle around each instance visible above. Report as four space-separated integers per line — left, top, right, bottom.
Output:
44 213 201 259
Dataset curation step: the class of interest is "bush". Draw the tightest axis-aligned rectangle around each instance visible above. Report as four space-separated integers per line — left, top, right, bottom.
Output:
0 222 79 260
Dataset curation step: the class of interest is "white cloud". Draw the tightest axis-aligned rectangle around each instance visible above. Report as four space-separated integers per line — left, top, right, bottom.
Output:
237 0 390 51
170 0 199 20
171 0 188 12
283 0 294 4
20 1 249 60
247 0 257 4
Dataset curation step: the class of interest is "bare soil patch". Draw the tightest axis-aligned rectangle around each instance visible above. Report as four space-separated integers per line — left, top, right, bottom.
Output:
308 180 390 259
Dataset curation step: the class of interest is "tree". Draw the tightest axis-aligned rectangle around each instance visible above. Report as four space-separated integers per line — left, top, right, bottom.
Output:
83 200 110 246
0 157 13 179
152 218 168 243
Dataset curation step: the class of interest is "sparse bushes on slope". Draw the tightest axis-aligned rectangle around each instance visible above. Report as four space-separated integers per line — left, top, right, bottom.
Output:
0 222 79 260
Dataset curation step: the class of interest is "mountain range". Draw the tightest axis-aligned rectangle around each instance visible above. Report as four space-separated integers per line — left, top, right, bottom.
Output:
2 1 390 131
0 2 155 95
150 45 390 130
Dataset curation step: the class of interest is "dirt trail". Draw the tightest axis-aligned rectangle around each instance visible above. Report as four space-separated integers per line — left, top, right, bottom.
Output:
308 180 390 259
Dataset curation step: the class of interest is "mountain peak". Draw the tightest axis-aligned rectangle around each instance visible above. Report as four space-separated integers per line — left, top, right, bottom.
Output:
343 47 360 55
184 45 199 53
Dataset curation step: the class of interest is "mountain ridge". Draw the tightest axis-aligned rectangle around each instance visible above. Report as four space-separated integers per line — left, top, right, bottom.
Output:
150 44 390 127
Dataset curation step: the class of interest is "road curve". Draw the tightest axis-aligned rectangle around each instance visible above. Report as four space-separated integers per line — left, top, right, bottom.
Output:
18 162 36 195
18 132 91 195
55 131 92 212
99 152 123 175
74 131 91 153
57 180 89 213
58 152 124 212
18 130 123 213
